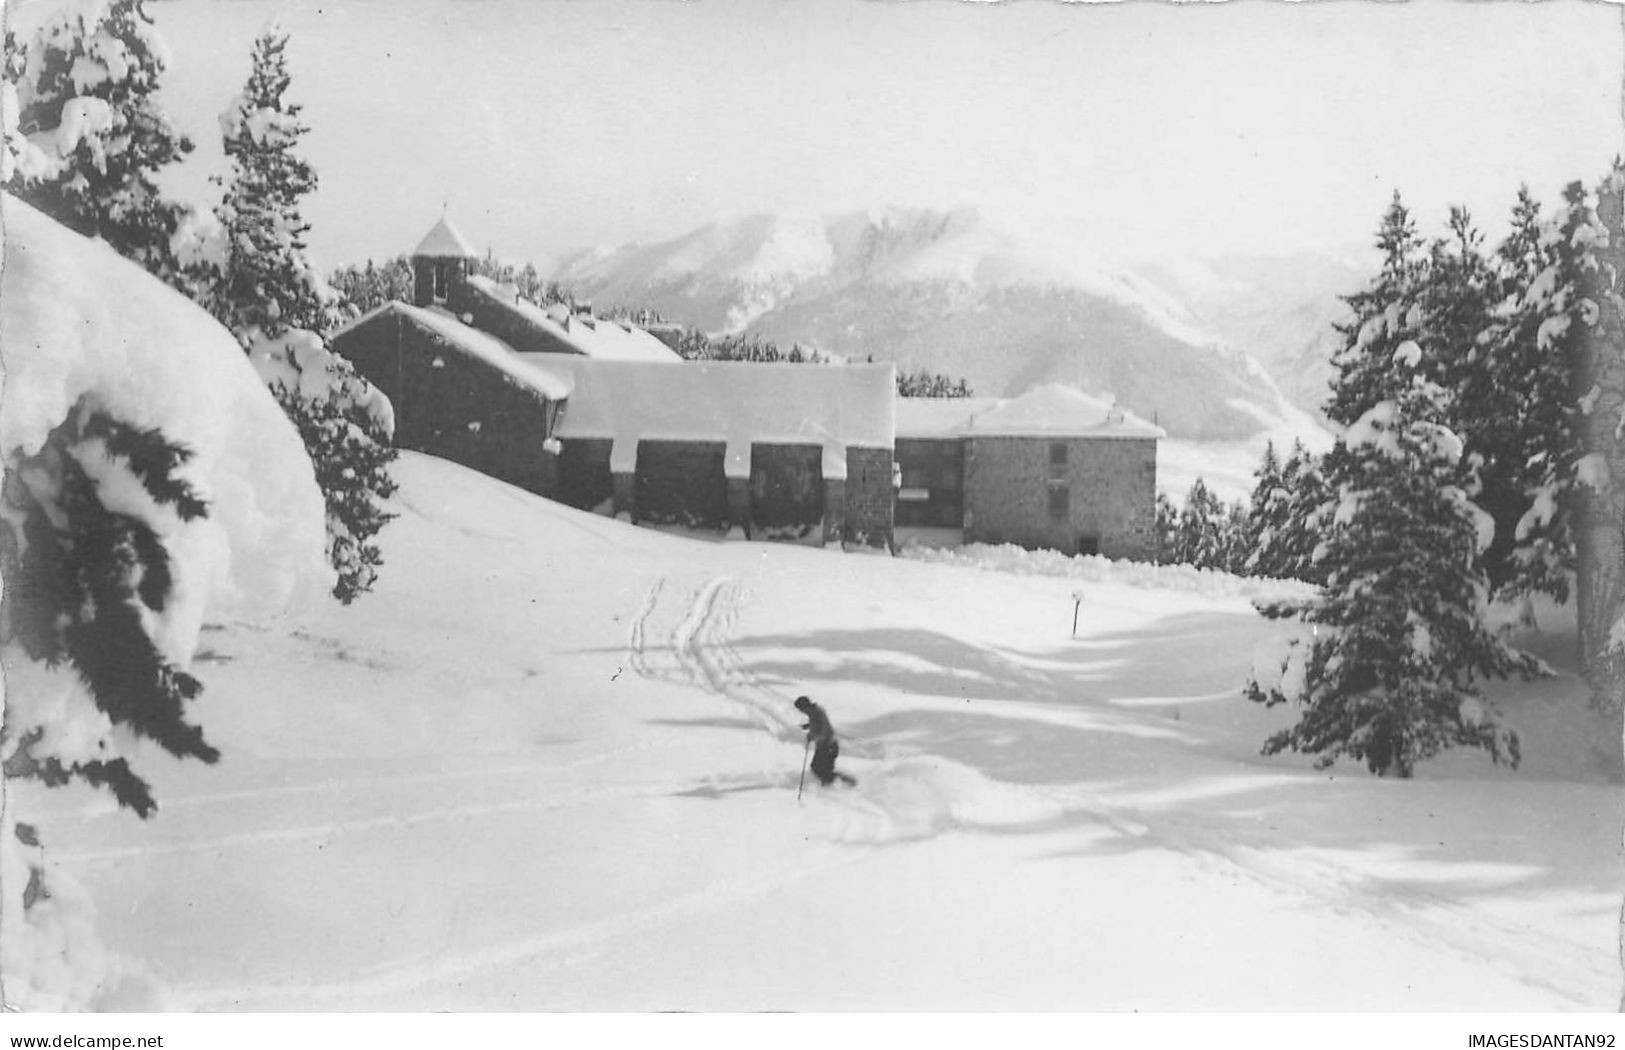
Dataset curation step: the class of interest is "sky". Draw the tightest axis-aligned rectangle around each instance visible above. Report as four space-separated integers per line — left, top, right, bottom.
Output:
13 0 1624 272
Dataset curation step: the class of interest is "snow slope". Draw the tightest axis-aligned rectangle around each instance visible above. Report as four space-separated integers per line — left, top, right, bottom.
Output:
16 453 1621 1011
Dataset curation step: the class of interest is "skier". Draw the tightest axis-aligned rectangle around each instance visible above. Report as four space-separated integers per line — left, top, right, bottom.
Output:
794 695 853 786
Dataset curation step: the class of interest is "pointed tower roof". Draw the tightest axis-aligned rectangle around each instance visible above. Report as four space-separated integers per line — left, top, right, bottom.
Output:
412 215 477 259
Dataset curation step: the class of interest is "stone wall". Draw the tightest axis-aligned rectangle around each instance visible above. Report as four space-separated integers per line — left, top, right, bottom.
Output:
845 446 896 548
334 311 555 495
964 436 1156 559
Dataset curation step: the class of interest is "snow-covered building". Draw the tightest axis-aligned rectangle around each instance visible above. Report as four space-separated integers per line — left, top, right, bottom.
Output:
895 385 1164 559
332 215 896 545
531 355 896 544
330 299 569 495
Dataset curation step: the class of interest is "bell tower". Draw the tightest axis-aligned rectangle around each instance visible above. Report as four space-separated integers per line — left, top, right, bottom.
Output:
410 211 477 307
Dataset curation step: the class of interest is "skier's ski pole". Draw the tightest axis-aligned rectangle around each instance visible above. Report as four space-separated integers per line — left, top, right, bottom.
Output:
797 736 811 801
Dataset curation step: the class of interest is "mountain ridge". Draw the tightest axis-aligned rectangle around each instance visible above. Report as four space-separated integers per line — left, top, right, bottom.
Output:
555 208 1362 442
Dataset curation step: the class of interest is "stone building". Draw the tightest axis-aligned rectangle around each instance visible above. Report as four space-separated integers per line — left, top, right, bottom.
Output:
533 356 896 545
329 299 568 495
894 385 1164 559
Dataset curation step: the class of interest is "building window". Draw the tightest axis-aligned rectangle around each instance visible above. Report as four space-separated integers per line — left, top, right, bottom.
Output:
1050 442 1068 470
1077 534 1100 557
1048 484 1070 518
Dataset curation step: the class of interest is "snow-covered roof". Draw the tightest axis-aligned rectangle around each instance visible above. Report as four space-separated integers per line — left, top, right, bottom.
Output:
894 397 1005 439
527 356 895 476
895 385 1164 441
332 301 571 401
412 215 477 259
968 384 1164 439
465 275 680 363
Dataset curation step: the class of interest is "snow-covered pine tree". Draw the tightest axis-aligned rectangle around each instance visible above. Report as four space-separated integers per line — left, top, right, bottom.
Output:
2 402 218 821
1247 342 1544 776
1547 164 1625 725
1 0 193 278
185 28 399 604
1467 187 1578 604
471 253 569 312
251 330 398 603
1326 192 1430 428
1152 491 1178 565
1262 195 1431 594
204 27 339 334
328 255 415 317
897 370 974 398
1247 439 1330 584
1417 202 1574 604
1219 497 1253 576
1168 478 1226 570
1244 441 1285 574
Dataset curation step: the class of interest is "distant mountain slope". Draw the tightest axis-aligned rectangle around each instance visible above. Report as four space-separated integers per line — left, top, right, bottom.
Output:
1133 251 1375 418
556 208 1326 442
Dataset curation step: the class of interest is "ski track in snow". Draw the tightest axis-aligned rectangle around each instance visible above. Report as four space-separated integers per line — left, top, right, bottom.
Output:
174 842 863 1010
45 741 692 866
626 574 1614 1003
630 575 801 740
625 575 664 682
626 575 1043 843
54 780 666 866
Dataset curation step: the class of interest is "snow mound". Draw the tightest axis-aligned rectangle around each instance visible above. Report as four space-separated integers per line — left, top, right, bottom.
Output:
0 195 330 623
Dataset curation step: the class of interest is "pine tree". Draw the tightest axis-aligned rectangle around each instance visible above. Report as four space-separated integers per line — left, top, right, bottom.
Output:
1415 203 1574 604
2 0 193 277
188 29 398 604
1551 164 1625 726
1219 498 1253 576
200 28 337 334
470 253 572 312
1152 491 1178 564
327 255 416 319
1243 441 1285 574
1326 192 1430 428
1169 478 1226 569
1248 346 1543 776
1 401 219 819
897 370 974 397
1247 440 1329 583
1464 188 1577 603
